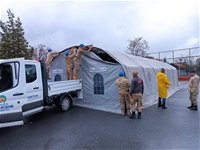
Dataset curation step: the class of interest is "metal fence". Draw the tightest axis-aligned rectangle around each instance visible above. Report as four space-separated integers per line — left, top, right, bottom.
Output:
147 47 200 76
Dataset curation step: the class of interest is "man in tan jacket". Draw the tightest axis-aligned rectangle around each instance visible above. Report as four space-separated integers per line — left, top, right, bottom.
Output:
73 44 93 80
187 70 199 111
45 48 59 80
65 47 76 80
116 72 131 116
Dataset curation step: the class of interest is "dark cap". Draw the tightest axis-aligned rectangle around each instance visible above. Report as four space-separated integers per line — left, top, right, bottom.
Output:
161 68 165 73
190 70 196 73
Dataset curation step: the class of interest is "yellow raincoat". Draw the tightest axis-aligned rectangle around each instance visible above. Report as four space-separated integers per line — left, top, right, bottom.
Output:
156 72 171 98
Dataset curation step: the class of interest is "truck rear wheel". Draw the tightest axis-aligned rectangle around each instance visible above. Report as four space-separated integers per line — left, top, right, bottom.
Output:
57 96 71 112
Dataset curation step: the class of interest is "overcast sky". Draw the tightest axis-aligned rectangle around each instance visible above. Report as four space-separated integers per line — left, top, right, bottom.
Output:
0 0 199 57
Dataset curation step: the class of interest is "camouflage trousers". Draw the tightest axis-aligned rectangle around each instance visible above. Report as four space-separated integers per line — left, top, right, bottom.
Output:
119 92 130 112
189 94 198 105
66 66 73 80
73 58 80 80
130 93 143 112
46 63 51 79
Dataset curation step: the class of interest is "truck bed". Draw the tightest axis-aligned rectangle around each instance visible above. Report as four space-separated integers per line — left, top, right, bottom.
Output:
48 80 82 96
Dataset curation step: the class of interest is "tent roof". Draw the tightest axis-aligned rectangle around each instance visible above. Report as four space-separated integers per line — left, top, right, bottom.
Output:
59 46 176 70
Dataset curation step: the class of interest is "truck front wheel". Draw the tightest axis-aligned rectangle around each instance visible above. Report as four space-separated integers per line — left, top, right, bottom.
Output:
57 96 71 112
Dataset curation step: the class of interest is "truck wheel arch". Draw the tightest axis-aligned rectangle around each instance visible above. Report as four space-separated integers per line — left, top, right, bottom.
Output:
57 93 73 112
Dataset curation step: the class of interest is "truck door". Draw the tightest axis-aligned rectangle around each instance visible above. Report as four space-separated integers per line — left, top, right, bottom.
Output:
22 61 43 117
0 58 27 128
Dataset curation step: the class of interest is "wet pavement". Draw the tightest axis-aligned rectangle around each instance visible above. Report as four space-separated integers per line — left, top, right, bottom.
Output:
0 82 199 150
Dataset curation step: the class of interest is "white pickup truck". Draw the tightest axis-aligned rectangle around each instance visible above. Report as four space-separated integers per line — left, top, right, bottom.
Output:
0 57 82 128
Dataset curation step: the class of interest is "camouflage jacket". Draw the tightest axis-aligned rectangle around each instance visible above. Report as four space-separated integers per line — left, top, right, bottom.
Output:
188 74 199 95
66 50 76 68
76 47 91 59
116 77 130 93
46 52 59 64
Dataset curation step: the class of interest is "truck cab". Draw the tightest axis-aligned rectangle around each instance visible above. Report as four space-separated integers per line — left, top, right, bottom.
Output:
0 58 82 128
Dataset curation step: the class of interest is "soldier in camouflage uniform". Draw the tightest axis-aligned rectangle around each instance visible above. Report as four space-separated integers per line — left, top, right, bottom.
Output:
65 47 76 80
45 48 59 80
116 72 131 116
187 70 199 111
73 44 93 80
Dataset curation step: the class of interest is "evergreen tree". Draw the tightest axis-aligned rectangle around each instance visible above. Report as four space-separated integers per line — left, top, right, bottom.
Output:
164 57 167 62
0 9 33 59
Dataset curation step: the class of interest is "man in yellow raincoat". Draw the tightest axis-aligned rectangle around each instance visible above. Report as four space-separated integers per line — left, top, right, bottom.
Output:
156 68 171 109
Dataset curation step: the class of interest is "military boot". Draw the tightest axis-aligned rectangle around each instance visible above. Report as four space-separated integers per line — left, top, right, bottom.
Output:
158 101 162 107
129 112 136 119
162 103 167 109
187 103 194 109
138 112 141 119
190 105 198 111
158 98 162 107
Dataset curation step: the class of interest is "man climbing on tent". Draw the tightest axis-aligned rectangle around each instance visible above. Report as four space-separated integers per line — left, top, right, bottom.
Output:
65 47 76 80
187 70 199 110
129 70 144 119
156 68 171 109
116 72 131 116
45 48 59 80
73 44 93 80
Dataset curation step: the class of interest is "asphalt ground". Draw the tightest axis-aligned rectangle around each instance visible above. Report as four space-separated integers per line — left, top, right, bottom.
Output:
0 83 199 150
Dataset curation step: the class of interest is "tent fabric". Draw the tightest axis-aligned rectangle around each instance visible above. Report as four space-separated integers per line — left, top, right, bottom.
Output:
49 47 180 114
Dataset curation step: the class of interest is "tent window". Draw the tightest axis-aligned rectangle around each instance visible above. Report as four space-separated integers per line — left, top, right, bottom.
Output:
93 73 104 95
55 74 61 82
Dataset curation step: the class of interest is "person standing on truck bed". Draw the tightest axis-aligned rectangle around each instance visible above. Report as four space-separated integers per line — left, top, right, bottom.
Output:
65 47 76 80
45 48 59 80
73 44 93 80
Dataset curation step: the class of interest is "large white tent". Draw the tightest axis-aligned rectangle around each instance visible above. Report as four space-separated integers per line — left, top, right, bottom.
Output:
50 46 179 113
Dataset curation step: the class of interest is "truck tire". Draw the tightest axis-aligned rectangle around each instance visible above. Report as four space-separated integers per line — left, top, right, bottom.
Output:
57 96 71 112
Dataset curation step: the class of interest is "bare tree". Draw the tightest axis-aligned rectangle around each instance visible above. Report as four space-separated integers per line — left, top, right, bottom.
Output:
175 55 196 75
32 44 48 60
126 37 149 57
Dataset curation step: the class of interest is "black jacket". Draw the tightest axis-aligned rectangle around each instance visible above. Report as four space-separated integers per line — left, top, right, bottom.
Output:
129 76 144 95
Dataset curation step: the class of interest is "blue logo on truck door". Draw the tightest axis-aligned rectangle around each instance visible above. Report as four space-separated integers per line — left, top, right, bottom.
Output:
0 95 14 111
28 94 38 99
0 103 14 111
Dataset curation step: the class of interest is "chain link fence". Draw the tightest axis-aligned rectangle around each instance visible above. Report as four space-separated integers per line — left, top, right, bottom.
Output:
147 47 200 76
